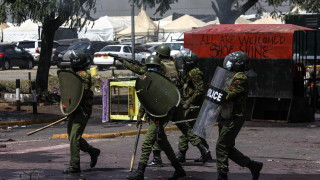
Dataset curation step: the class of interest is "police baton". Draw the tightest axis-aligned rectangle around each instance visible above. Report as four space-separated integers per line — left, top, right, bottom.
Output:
172 118 196 125
26 116 68 136
129 122 142 172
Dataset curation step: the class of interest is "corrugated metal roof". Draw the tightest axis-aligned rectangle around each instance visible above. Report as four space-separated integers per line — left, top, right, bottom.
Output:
185 24 315 34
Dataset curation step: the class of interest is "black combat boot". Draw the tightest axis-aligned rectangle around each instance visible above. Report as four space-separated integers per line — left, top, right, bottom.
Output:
63 167 81 174
194 152 213 162
246 160 263 180
89 148 100 168
196 142 211 163
126 162 147 180
148 150 163 166
176 151 186 163
168 162 186 180
217 172 228 180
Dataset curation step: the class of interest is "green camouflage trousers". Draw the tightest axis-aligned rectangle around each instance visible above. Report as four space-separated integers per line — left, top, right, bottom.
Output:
177 108 209 152
216 117 251 173
151 120 168 151
176 122 201 152
139 118 178 164
67 109 93 169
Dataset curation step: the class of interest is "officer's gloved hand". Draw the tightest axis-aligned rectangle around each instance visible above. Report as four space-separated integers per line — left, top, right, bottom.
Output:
182 103 189 109
136 116 142 128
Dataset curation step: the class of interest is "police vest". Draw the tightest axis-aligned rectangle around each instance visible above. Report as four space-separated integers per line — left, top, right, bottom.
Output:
161 58 179 85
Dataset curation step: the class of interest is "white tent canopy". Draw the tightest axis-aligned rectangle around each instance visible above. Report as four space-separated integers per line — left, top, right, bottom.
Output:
159 15 206 42
78 16 127 41
251 14 283 24
162 14 206 33
154 15 172 27
206 16 252 25
117 8 157 37
3 19 41 42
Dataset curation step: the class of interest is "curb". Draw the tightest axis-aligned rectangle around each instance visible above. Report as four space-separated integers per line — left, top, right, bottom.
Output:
0 117 62 128
51 126 180 139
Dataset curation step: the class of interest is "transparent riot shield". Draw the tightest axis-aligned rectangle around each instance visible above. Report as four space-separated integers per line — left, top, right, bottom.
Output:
193 66 235 139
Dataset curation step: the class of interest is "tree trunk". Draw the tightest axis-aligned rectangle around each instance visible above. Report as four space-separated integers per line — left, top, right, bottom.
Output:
212 0 258 24
218 14 238 24
216 0 238 24
35 20 58 93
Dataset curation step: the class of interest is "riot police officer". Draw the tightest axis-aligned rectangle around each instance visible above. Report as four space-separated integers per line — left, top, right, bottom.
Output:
126 55 186 180
216 51 263 180
62 50 100 174
174 50 212 163
117 45 181 167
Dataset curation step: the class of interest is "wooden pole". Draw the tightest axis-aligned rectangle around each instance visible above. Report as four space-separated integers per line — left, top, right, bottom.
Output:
27 116 67 136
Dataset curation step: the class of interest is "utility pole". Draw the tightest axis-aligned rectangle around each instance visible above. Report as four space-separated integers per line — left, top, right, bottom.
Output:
131 1 135 61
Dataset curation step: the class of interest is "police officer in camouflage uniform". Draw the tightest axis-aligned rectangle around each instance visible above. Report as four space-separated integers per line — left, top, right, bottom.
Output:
125 55 186 180
216 51 263 180
119 45 180 167
175 51 212 163
148 44 181 166
62 50 100 174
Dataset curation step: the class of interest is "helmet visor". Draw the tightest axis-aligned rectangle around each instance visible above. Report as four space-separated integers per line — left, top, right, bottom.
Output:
223 54 234 70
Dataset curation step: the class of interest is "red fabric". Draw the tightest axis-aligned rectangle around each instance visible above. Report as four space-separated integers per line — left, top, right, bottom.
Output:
184 24 315 59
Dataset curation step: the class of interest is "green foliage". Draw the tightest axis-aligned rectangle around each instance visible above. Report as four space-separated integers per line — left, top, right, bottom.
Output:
0 0 97 93
291 0 320 14
0 0 96 30
133 0 178 16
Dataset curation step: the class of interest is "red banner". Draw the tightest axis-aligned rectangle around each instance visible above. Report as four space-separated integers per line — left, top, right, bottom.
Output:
185 33 293 59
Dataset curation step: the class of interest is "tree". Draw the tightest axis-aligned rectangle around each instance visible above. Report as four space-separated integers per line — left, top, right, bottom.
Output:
136 0 319 24
211 0 259 24
0 0 96 94
212 0 320 24
292 0 320 14
133 0 178 16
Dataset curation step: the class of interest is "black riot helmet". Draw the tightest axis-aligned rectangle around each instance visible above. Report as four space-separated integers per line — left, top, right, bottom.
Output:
146 55 161 72
178 48 199 72
155 44 171 58
146 55 161 66
64 50 90 68
223 51 249 72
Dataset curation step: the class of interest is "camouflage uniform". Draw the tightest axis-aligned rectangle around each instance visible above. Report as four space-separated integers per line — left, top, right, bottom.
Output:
177 68 209 152
122 61 165 75
216 72 251 174
121 60 178 163
67 70 95 170
137 107 178 165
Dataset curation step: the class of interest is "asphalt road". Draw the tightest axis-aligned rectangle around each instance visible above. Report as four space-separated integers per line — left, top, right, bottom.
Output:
1 66 320 180
0 109 320 180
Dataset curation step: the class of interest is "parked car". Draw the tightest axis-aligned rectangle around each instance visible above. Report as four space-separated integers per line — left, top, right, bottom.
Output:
0 43 34 70
145 42 163 53
93 44 146 70
134 47 152 64
52 38 89 66
146 41 184 56
163 42 184 56
57 41 118 68
17 40 60 65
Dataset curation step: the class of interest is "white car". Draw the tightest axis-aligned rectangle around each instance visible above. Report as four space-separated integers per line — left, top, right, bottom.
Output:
163 42 184 56
93 45 147 70
17 40 60 65
147 41 184 57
